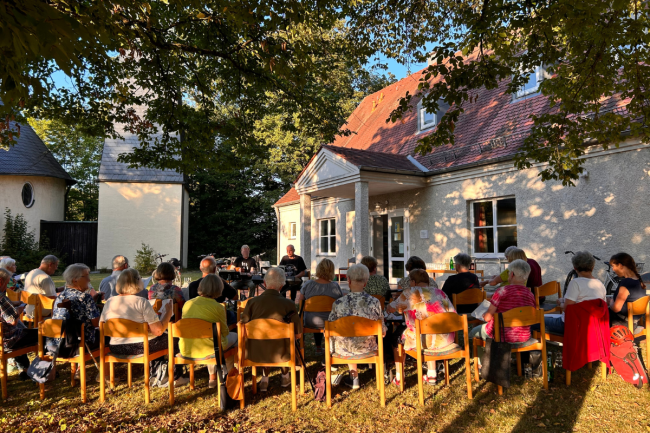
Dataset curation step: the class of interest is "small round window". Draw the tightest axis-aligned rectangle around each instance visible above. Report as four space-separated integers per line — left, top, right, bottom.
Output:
21 183 34 208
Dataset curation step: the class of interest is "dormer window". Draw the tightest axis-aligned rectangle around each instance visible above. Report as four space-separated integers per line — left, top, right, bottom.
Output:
419 108 436 130
515 66 546 99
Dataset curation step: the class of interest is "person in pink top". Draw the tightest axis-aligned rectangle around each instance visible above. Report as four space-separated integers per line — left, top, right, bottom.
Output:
469 259 536 367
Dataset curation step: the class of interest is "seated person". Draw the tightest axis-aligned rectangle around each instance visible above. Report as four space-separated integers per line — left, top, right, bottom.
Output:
485 248 543 298
231 245 258 296
180 274 237 388
101 269 186 386
24 255 59 319
240 267 302 392
607 253 647 327
533 251 606 335
442 253 480 314
388 269 455 386
294 258 342 355
328 264 387 390
0 257 19 290
469 259 536 368
148 262 186 319
0 268 36 380
187 257 237 324
279 245 308 301
361 256 390 298
397 256 437 290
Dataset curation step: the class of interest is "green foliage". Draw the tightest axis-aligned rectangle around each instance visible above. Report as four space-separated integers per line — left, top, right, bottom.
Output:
0 208 64 273
134 243 157 274
27 118 103 221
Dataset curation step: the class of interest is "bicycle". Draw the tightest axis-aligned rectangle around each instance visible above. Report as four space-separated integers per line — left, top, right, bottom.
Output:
563 251 644 296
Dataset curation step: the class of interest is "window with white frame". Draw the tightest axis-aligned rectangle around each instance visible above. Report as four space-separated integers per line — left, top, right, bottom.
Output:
319 218 336 255
419 107 437 131
515 66 545 98
472 198 517 254
289 222 297 239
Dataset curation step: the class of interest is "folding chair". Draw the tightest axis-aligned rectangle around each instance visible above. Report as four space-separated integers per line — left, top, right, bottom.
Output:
473 306 548 394
298 295 336 393
324 316 385 408
534 282 562 313
99 319 169 404
370 295 386 311
400 313 473 404
452 289 487 343
627 295 650 372
168 318 237 405
37 319 104 403
237 318 297 411
0 323 38 399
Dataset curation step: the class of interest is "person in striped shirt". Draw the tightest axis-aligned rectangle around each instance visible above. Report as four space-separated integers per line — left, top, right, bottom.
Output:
469 259 536 366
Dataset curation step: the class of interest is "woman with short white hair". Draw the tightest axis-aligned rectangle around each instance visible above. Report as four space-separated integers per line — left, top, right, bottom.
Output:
327 264 387 390
0 257 18 289
48 264 102 356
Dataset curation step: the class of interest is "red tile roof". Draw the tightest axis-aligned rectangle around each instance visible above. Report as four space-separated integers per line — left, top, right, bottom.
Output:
274 187 300 206
322 145 421 172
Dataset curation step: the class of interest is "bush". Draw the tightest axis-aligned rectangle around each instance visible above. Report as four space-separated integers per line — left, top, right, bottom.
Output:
0 208 66 273
134 243 157 274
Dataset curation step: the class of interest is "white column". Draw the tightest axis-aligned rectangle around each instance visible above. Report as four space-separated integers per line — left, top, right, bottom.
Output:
299 193 312 270
354 181 370 262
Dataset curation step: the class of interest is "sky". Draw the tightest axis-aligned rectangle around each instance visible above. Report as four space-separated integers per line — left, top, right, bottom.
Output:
367 54 429 81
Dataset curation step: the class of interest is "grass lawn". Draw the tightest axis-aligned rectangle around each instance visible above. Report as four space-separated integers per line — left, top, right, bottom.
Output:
4 275 649 432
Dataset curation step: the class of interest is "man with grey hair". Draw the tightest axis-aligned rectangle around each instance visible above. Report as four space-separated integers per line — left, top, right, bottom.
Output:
240 267 302 392
99 255 129 300
279 244 307 301
0 268 37 379
442 253 481 314
24 255 59 318
232 245 258 296
188 256 237 303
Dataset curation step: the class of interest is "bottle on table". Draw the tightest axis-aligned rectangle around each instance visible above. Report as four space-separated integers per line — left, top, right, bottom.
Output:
449 257 455 271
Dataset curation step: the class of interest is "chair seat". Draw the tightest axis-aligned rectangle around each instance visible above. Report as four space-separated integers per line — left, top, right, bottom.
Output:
510 338 539 349
423 343 462 356
331 350 377 360
176 353 215 361
633 326 645 336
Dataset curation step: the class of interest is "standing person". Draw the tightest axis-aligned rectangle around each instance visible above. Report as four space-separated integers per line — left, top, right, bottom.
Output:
607 253 647 326
149 262 186 319
361 256 390 297
187 257 237 302
327 264 386 390
240 267 302 392
99 255 129 300
279 245 308 301
232 245 258 297
294 258 343 355
0 268 35 380
24 255 59 318
442 253 481 314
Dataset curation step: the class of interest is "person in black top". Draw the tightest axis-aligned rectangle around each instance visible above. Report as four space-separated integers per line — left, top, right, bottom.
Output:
279 244 307 300
187 257 237 324
232 245 258 296
441 253 481 315
607 252 647 326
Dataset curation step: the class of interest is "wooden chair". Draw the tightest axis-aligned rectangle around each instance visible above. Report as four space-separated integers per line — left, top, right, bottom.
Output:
298 296 336 394
236 298 250 323
399 313 473 404
6 289 20 303
627 295 650 372
38 295 55 312
37 319 104 403
18 292 41 328
220 302 238 331
237 318 297 411
323 316 385 408
99 319 169 404
168 318 237 405
473 306 548 394
452 289 487 343
0 323 38 399
152 299 180 322
534 282 562 313
371 295 386 311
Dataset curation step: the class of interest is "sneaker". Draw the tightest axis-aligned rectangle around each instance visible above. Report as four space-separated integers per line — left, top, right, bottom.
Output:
424 374 438 386
280 372 291 388
342 373 360 390
391 377 401 388
174 376 190 387
208 379 218 389
259 376 269 392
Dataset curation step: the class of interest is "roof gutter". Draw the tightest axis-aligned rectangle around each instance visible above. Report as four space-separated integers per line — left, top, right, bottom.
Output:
357 166 429 177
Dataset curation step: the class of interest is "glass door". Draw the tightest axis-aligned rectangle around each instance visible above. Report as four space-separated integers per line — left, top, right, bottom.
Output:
388 210 409 283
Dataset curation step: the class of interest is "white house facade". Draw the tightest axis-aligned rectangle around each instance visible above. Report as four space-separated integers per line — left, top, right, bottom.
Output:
275 66 649 288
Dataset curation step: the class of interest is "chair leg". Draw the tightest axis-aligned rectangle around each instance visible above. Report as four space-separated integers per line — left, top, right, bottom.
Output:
566 369 571 386
1 358 7 400
169 359 175 406
444 360 450 386
601 361 607 381
326 361 332 408
291 366 297 412
473 352 480 383
465 355 473 399
400 360 405 393
252 366 257 395
379 361 386 408
189 364 195 390
516 353 522 377
417 355 424 406
375 361 381 390
498 385 503 395
300 336 305 395
71 363 77 387
239 369 245 410
144 361 150 404
109 362 115 389
40 382 45 400
99 360 105 403
127 364 132 388
541 348 548 390
80 360 87 403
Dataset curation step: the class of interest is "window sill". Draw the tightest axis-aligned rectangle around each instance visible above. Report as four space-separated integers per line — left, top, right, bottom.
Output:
288 237 296 240
317 253 337 257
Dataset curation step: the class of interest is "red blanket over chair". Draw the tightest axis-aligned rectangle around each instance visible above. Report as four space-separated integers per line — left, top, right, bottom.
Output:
562 299 610 371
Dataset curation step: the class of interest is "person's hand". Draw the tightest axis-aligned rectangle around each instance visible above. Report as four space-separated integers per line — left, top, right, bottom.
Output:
386 305 396 314
556 297 563 305
479 280 489 287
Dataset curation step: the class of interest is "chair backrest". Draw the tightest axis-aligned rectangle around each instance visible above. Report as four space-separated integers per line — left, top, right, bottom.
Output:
39 318 65 339
302 296 336 315
152 299 163 314
243 318 293 340
534 282 561 308
452 289 486 308
493 306 543 342
38 295 55 310
21 291 39 305
324 316 382 338
170 318 213 340
6 289 20 302
627 296 650 330
371 295 385 311
236 298 250 322
101 318 148 339
417 312 466 335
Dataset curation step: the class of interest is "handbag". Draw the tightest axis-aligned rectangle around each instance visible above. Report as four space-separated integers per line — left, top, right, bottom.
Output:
27 320 66 384
212 323 240 410
480 313 512 388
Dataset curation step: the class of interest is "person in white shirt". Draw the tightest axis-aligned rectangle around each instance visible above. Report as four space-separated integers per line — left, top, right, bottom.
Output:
533 251 606 335
99 255 129 300
24 255 59 318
